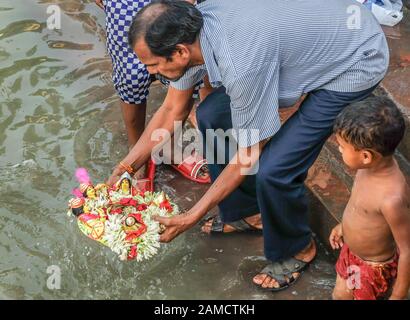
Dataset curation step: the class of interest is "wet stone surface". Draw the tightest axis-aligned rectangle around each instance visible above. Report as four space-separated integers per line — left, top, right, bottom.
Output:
4 0 409 300
382 8 410 116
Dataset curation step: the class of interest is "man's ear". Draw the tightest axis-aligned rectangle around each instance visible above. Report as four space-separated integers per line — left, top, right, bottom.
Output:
362 150 373 165
174 44 190 59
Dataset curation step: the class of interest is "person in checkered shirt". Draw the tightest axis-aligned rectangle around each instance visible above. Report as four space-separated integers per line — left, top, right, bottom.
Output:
95 0 211 185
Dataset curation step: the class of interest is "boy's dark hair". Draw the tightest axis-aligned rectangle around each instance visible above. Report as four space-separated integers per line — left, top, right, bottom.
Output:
128 0 203 60
334 97 406 156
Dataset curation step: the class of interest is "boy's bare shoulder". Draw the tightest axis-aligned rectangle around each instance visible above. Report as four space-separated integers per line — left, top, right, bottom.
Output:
380 179 410 219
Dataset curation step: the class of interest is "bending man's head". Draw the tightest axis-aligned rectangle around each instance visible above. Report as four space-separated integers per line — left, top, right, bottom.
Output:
128 0 203 81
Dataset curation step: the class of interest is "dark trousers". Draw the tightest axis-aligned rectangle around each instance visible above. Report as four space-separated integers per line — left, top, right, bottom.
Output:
196 85 377 262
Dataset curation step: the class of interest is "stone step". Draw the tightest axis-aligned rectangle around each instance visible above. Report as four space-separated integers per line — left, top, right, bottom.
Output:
380 9 410 160
322 135 410 189
306 152 350 257
373 86 410 162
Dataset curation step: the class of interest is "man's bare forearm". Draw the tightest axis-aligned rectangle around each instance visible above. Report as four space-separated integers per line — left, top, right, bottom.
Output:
119 87 194 171
154 142 259 243
154 135 267 243
121 105 186 169
186 141 266 224
188 162 248 223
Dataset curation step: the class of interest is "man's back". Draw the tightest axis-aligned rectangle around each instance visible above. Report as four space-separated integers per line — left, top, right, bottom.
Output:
198 0 388 103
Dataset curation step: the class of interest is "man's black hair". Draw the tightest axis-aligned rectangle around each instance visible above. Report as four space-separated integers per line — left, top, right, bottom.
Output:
128 0 203 60
334 96 406 156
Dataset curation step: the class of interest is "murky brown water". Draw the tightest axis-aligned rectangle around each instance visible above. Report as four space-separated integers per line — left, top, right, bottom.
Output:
0 0 336 299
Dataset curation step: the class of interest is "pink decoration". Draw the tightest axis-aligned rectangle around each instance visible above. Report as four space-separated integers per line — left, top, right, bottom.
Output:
75 168 91 184
71 188 83 198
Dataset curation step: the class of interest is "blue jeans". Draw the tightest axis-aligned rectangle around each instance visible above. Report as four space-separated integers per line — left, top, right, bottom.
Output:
196 85 378 262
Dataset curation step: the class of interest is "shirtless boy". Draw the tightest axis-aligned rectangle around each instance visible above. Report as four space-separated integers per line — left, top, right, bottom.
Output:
330 97 410 300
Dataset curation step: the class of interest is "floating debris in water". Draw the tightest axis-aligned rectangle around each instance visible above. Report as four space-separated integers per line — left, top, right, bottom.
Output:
47 40 94 50
205 258 218 264
10 159 37 168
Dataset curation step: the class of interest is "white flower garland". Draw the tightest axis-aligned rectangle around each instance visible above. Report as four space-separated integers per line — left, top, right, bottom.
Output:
69 188 179 261
103 214 131 261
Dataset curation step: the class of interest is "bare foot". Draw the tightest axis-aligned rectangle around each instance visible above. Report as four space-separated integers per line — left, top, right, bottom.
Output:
201 213 263 233
252 239 316 290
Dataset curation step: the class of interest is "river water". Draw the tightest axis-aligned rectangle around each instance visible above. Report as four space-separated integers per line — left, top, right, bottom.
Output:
0 0 336 299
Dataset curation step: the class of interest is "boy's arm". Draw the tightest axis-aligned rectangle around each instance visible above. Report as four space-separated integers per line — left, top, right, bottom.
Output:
382 196 410 300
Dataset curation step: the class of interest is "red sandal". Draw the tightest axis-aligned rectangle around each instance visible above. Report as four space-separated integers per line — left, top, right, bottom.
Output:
171 152 211 184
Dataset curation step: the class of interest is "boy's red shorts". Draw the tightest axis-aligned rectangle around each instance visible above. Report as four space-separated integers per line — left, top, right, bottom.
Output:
335 244 398 300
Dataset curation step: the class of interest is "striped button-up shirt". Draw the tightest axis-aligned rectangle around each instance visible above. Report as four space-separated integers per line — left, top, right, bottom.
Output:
171 0 389 147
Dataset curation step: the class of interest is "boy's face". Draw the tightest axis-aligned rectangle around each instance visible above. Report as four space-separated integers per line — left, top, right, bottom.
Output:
336 134 373 170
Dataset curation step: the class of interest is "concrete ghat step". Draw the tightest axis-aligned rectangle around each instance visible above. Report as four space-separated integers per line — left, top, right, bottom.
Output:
306 152 351 255
373 85 410 162
380 9 410 162
322 135 410 189
321 136 356 189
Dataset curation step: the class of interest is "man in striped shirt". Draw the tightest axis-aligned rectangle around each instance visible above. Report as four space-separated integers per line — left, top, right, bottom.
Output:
109 0 389 291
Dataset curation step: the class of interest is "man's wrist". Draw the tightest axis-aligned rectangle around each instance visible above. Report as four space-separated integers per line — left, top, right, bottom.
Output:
185 207 208 226
180 213 197 231
118 161 135 175
113 164 127 176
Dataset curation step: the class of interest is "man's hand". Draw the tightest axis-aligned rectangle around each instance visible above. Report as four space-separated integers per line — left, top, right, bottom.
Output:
329 223 344 250
152 137 269 243
95 0 104 10
153 213 197 243
107 166 124 186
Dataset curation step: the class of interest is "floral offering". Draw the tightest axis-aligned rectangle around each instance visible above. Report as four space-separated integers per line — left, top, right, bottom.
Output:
67 169 179 261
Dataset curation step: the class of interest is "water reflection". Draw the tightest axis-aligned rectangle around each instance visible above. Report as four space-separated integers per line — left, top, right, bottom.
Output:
0 0 335 299
47 40 93 50
0 20 45 41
